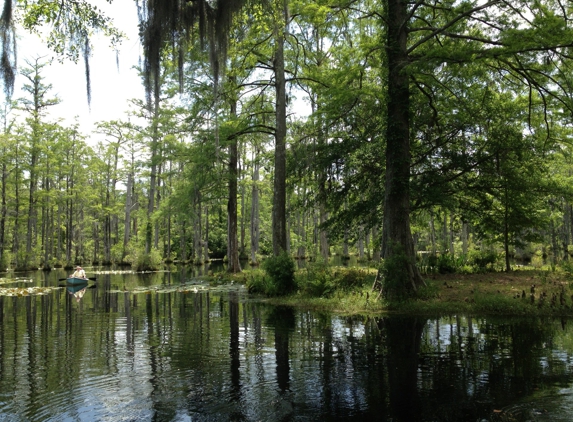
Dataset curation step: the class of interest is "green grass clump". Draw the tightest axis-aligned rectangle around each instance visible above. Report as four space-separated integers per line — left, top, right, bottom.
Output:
248 252 296 296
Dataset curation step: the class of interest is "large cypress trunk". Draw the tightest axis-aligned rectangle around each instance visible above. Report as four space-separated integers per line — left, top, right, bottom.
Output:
381 0 424 298
272 0 288 256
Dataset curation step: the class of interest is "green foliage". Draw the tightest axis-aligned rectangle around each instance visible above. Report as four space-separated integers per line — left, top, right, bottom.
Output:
436 254 456 274
468 250 498 271
332 268 371 291
472 293 533 315
0 252 9 272
559 260 573 281
414 280 440 301
245 269 272 294
297 260 334 297
127 247 163 271
261 252 296 296
110 243 126 264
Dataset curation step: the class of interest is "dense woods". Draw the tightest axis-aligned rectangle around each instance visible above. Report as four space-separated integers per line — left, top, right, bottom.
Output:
1 0 573 299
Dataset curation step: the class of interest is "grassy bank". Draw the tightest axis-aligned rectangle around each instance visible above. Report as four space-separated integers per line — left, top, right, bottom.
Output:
229 266 573 316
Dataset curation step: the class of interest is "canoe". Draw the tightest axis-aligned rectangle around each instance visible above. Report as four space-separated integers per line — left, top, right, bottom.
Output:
66 277 89 285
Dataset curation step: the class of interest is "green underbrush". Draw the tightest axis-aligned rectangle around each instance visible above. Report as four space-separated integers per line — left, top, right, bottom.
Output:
239 260 573 316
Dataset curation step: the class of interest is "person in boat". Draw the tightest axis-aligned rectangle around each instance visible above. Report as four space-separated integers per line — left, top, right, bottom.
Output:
70 266 87 279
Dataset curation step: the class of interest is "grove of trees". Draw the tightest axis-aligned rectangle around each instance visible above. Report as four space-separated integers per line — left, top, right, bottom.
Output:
1 0 573 299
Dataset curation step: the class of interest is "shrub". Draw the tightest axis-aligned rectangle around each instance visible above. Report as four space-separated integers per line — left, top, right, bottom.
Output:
468 250 498 271
559 260 573 281
261 251 296 296
415 280 439 300
531 253 544 269
437 254 456 274
246 269 274 294
128 247 163 271
332 268 369 291
0 252 9 272
297 260 333 297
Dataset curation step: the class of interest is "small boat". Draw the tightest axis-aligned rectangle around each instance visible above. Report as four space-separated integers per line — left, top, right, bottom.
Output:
66 277 90 285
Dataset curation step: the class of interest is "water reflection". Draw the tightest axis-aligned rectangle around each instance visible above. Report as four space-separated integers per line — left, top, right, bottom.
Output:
66 283 89 302
1 271 573 420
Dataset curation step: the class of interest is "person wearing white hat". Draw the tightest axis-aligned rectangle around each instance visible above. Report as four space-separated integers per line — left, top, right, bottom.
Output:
70 266 87 279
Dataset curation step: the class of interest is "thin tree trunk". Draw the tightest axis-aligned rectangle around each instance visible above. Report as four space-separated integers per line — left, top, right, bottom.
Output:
250 154 260 265
154 161 162 249
372 226 381 262
504 188 511 272
66 157 74 265
358 226 365 260
449 212 454 256
240 154 246 259
319 202 329 260
123 171 133 261
204 205 210 263
227 86 241 273
461 221 468 256
26 147 38 264
0 148 6 267
146 93 160 254
442 211 448 255
180 219 187 263
429 210 436 256
193 190 202 265
563 205 569 260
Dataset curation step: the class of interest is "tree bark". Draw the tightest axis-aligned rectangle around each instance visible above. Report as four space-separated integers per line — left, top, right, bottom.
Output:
0 145 6 267
250 152 260 265
123 171 133 261
381 0 424 297
227 89 241 273
146 92 160 255
272 0 288 256
204 205 210 263
193 190 202 265
461 221 468 256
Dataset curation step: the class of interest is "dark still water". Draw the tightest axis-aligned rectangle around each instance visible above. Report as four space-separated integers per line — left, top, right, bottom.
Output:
1 269 573 421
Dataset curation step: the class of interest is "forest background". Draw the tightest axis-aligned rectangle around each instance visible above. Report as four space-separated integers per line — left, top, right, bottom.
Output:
1 0 573 300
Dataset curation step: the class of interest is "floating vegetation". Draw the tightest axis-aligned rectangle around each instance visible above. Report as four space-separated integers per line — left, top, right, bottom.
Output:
0 286 60 296
92 270 136 275
0 278 33 286
107 283 246 295
91 270 169 275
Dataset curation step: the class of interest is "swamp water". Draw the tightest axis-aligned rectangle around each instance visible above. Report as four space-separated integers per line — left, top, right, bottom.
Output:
1 269 573 421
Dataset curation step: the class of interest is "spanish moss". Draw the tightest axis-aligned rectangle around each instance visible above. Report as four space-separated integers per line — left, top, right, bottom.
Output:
0 0 14 98
83 36 91 108
138 0 245 103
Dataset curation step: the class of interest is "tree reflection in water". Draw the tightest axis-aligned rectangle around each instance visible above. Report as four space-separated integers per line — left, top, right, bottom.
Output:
0 277 573 421
385 316 426 422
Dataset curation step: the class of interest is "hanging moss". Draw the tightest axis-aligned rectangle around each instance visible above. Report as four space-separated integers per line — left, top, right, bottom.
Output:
138 0 245 102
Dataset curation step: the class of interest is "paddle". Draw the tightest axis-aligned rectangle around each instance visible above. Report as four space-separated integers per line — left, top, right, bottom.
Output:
58 277 97 281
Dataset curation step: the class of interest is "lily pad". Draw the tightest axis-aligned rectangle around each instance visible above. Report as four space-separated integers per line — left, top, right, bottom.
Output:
105 283 247 295
0 286 60 296
0 278 33 286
